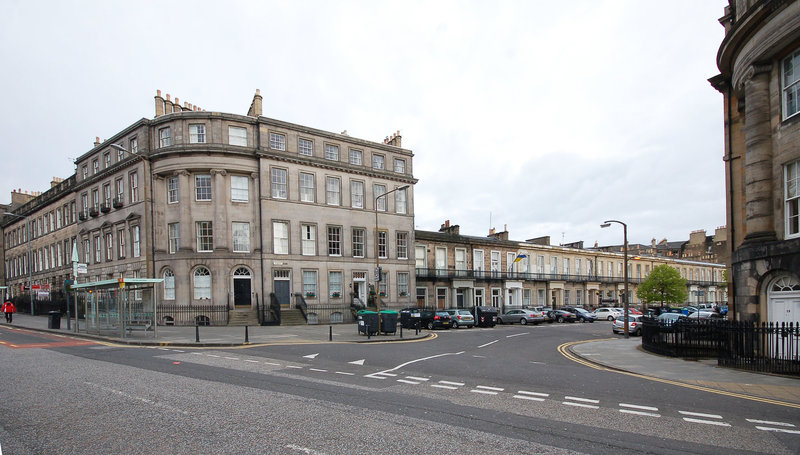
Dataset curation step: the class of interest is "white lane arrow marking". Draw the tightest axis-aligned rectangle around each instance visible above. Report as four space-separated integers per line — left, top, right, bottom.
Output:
303 353 319 359
349 359 366 365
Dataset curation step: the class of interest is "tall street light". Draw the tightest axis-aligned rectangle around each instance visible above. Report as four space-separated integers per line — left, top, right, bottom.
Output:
601 220 629 339
374 184 409 334
4 212 34 315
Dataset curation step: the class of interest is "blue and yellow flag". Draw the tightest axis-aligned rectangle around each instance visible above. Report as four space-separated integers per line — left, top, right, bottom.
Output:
513 254 527 263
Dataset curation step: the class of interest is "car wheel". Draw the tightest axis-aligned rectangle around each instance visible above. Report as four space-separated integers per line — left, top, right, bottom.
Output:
579 317 585 323
497 318 503 324
607 316 614 321
520 318 527 325
557 316 564 323
452 321 459 329
427 322 434 330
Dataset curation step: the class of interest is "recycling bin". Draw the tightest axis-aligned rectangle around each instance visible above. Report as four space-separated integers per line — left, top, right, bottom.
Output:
379 311 398 334
48 311 62 329
473 306 498 328
357 310 379 335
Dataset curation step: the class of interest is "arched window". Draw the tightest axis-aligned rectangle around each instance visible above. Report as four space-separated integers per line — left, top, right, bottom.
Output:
234 267 250 277
164 269 175 300
193 267 211 299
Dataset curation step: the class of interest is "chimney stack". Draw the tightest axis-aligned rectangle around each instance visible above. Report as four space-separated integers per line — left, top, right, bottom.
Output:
155 90 165 117
248 88 263 117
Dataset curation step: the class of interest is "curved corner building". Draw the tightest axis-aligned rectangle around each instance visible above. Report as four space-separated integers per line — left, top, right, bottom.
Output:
710 0 800 324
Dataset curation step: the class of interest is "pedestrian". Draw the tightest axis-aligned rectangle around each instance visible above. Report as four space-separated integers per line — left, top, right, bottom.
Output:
2 300 17 323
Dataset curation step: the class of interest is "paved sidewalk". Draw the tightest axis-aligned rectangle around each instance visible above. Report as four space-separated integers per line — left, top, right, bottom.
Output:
571 337 800 406
2 314 798 406
1 313 426 346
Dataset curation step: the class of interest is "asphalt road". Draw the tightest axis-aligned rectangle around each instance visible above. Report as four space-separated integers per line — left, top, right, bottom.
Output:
1 322 798 454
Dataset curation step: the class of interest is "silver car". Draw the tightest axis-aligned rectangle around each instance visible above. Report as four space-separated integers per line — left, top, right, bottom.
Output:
497 309 545 325
445 309 475 328
595 307 622 321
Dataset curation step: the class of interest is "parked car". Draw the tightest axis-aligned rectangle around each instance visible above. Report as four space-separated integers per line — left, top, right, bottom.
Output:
551 309 577 323
567 307 597 323
656 312 686 324
686 311 723 320
445 309 475 328
398 308 451 330
612 315 644 336
542 307 555 322
614 307 642 315
524 306 549 320
428 311 452 330
497 309 545 325
594 307 622 321
681 306 699 316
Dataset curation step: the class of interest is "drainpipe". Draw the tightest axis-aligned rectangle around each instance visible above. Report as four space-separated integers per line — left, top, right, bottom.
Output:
256 120 265 320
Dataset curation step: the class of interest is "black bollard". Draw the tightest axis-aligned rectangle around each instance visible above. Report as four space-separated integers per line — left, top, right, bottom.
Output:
329 325 332 341
245 325 249 343
400 325 403 338
195 324 200 343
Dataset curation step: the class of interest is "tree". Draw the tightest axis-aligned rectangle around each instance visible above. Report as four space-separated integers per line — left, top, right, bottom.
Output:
636 264 688 308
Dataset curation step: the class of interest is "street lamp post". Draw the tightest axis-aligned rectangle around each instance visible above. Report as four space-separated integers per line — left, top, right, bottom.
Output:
601 220 629 339
374 184 409 335
4 212 34 315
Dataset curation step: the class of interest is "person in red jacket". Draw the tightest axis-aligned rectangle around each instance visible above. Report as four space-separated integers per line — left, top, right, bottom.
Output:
2 300 16 323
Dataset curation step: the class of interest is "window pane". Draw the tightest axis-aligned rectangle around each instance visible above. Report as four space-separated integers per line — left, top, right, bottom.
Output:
272 168 288 199
196 175 212 201
232 222 250 252
298 138 313 156
231 175 249 202
351 181 364 208
269 132 286 150
326 177 340 205
229 126 247 146
325 144 339 161
273 221 289 254
300 173 315 202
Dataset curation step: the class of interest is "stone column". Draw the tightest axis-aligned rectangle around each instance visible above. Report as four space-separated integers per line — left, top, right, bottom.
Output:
177 170 192 252
211 169 228 251
742 64 776 243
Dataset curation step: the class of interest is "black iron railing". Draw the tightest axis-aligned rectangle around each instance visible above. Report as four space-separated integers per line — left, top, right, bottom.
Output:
415 267 719 287
158 304 229 326
642 318 800 376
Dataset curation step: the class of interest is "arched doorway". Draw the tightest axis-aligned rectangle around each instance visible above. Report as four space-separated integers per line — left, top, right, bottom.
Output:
767 275 800 325
233 267 252 308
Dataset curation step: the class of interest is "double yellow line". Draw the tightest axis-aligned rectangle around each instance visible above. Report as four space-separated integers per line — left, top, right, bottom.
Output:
558 339 800 409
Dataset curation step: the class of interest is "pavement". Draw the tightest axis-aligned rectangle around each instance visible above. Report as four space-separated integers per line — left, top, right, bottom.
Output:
2 313 798 407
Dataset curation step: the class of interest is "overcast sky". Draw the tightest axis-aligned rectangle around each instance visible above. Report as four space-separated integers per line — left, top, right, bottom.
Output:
1 0 727 247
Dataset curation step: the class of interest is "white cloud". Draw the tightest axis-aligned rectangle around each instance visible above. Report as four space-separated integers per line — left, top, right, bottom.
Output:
0 0 727 247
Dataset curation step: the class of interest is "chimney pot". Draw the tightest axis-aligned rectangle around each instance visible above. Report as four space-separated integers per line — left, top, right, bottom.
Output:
157 89 161 97
166 94 171 101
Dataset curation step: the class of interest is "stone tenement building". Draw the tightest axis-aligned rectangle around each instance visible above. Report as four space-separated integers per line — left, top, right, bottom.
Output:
710 0 800 325
415 221 726 311
595 226 730 265
2 90 417 322
2 92 727 322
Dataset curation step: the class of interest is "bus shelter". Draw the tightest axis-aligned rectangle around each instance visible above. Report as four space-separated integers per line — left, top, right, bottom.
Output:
71 278 163 339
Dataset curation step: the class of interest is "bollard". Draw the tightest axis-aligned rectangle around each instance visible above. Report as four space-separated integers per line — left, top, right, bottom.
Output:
329 325 332 341
195 324 200 343
245 325 249 343
416 321 420 335
367 327 371 340
400 325 403 338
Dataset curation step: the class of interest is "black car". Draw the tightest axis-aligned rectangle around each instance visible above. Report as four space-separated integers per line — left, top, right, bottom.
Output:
550 309 577 323
398 308 451 330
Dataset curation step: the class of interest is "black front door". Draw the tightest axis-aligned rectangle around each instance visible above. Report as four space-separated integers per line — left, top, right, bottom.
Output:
233 278 251 307
274 280 291 307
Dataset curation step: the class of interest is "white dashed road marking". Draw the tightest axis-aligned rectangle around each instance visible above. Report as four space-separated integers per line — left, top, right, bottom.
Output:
679 411 730 427
472 385 504 395
478 340 498 348
563 396 600 409
747 419 800 434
